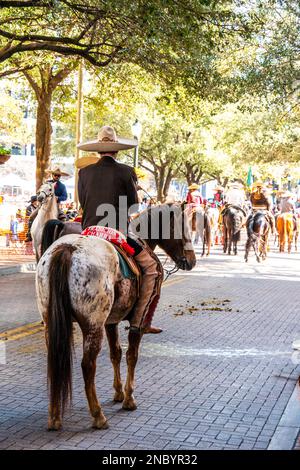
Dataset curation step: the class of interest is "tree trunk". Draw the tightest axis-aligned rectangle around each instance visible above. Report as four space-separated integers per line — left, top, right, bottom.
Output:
35 93 52 190
163 168 173 201
154 165 164 202
22 63 76 190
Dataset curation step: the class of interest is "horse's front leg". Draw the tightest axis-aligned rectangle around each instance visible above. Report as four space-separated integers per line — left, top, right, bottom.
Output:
123 329 142 411
105 324 124 402
81 327 108 429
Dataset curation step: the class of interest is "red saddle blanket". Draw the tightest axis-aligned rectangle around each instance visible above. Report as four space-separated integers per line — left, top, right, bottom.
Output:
81 226 135 256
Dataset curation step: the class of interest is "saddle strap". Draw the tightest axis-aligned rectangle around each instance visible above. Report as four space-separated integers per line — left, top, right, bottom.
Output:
114 244 141 286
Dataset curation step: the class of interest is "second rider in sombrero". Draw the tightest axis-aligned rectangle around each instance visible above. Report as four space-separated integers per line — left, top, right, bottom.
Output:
77 125 163 334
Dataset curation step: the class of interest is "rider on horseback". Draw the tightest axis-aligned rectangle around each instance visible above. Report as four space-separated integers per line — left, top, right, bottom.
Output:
249 182 275 233
279 191 296 215
77 125 163 334
224 181 245 208
25 168 69 242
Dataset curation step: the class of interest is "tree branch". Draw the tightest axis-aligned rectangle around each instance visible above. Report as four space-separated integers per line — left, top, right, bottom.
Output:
22 68 41 98
0 64 34 78
0 1 52 7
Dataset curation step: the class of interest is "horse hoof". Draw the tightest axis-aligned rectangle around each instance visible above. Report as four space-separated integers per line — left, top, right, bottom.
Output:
93 418 109 430
122 399 137 411
47 419 62 431
114 391 125 402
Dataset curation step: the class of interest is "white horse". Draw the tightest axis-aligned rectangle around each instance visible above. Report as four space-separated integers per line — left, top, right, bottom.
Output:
31 182 58 262
206 207 220 246
192 206 211 256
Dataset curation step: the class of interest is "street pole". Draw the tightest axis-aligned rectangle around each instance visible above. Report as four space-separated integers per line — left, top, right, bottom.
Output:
131 119 142 169
133 143 139 168
74 60 84 207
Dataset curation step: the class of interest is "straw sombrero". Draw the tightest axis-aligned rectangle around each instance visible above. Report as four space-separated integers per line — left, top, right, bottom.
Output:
46 167 69 177
252 181 264 188
213 185 224 191
77 125 138 152
280 191 293 198
188 183 200 190
75 155 100 169
228 181 243 189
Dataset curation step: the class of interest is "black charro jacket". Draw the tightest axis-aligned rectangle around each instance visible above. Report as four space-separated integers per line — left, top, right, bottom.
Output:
78 155 139 232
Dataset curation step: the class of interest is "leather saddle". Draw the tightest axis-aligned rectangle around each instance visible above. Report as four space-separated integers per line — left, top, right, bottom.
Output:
81 225 141 286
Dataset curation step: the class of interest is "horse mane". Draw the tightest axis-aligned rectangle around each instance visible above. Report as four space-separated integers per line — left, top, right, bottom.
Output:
132 203 182 228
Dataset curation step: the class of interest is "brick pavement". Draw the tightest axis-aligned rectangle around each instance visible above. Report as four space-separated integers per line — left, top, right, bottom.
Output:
0 273 40 332
0 246 35 268
0 243 299 450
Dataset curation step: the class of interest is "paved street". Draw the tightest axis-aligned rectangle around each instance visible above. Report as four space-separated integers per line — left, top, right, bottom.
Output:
0 241 300 450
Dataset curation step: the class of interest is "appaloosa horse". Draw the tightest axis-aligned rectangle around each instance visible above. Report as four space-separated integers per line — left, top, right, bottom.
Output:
36 203 196 431
244 211 271 262
222 205 247 255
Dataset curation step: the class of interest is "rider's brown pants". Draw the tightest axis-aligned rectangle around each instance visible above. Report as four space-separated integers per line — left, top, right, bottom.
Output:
130 247 163 330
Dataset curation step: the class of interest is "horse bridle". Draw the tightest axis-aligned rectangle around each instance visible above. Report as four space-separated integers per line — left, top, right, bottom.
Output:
162 257 180 281
37 186 53 205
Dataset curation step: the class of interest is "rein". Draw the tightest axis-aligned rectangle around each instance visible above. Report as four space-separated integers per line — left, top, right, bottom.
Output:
161 256 180 282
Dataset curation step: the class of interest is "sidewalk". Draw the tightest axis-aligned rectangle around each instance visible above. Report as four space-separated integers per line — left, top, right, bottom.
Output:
0 247 36 276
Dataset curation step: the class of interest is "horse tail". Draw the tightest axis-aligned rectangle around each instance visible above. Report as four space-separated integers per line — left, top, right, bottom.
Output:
41 220 65 255
204 213 211 253
277 215 285 250
247 216 257 242
232 212 241 243
286 215 293 244
47 243 77 415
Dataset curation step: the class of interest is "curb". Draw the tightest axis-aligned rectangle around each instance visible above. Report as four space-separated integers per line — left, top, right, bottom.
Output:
0 263 36 276
268 382 300 450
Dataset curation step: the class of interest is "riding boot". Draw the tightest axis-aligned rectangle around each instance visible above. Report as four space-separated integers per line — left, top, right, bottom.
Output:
129 248 163 332
25 217 34 242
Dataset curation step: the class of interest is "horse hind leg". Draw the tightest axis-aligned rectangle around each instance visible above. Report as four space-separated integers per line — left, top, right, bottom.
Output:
244 239 249 262
227 230 232 255
105 324 124 402
81 327 108 429
254 239 260 263
123 328 142 411
223 227 227 253
234 238 238 256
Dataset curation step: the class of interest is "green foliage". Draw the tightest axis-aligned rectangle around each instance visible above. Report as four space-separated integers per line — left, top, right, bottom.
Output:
0 145 11 155
0 89 28 145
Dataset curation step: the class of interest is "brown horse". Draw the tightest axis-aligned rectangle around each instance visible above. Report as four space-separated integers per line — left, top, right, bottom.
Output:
276 213 297 253
222 205 247 255
36 203 196 431
244 211 271 262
